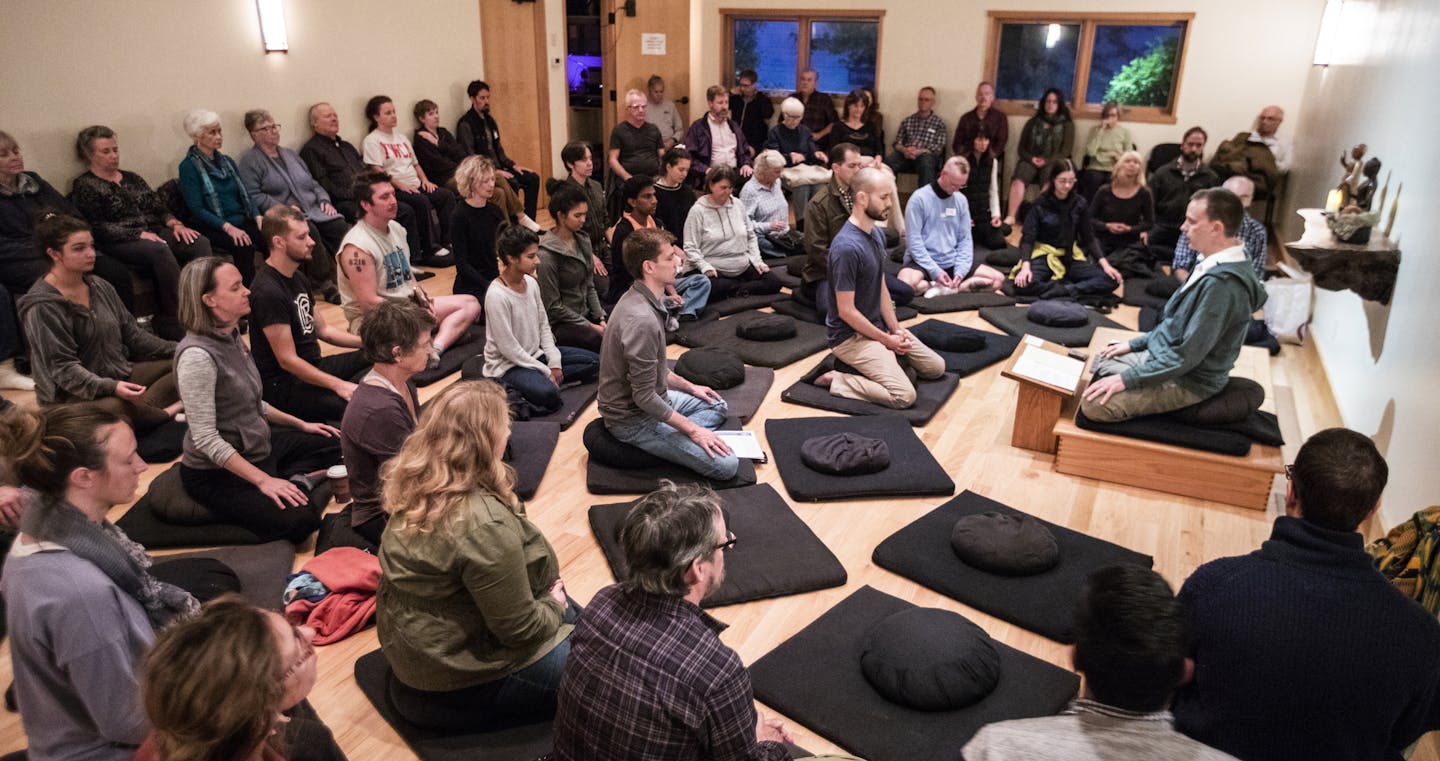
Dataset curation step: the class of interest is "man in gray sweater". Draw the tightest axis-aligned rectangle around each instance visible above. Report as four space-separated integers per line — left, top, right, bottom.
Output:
598 228 737 480
1081 188 1266 422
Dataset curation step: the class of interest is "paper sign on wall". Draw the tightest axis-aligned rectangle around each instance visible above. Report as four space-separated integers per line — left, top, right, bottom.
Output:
641 33 666 55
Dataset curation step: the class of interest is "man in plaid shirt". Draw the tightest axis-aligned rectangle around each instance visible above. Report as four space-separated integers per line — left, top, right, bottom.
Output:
553 482 794 760
1173 176 1267 282
883 87 948 187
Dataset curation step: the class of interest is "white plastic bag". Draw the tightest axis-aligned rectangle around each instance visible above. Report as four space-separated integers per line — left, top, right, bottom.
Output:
1264 263 1312 344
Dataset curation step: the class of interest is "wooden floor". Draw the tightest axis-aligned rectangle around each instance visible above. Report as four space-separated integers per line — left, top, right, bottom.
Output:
4 255 1424 759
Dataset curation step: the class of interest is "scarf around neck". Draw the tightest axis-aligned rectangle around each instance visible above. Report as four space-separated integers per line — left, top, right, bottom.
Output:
20 494 199 628
185 145 257 223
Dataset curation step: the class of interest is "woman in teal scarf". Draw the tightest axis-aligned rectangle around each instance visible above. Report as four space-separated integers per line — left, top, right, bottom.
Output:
1005 88 1075 227
177 109 261 283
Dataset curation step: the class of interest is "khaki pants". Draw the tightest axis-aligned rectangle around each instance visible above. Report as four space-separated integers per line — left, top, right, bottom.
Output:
1080 350 1206 423
830 329 945 409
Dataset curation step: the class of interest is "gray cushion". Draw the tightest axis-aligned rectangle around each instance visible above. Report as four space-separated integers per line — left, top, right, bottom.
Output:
800 433 891 475
582 418 663 470
1171 377 1266 425
860 607 1002 711
735 313 797 341
950 512 1061 576
674 347 746 390
1025 300 1089 328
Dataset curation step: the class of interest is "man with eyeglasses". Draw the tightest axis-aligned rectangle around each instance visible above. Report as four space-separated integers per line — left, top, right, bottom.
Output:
608 89 666 184
1172 428 1440 761
729 69 774 153
554 481 798 761
644 75 686 150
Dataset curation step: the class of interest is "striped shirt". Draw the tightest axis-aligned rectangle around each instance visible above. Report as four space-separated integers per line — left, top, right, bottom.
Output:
740 176 790 235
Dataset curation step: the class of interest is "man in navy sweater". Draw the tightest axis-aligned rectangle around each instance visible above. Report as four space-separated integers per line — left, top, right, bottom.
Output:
1174 428 1440 761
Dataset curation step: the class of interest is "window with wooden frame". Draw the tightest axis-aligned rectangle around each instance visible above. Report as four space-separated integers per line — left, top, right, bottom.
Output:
721 9 884 97
984 11 1192 124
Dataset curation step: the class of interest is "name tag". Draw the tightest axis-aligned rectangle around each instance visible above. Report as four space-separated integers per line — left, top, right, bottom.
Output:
943 207 957 217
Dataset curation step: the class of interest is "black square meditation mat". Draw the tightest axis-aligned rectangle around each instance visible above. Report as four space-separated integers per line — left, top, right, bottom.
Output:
673 310 829 369
158 541 297 612
979 305 1128 347
872 491 1154 643
906 320 1021 376
665 359 775 423
909 290 1017 314
353 650 554 761
586 418 759 495
702 291 791 318
1073 408 1283 456
770 299 919 326
587 483 846 607
749 585 1079 761
526 381 597 430
413 327 486 386
766 415 954 502
781 357 960 426
507 421 561 500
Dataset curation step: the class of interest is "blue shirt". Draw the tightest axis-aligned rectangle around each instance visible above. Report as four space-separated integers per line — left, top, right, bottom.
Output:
1172 214 1266 276
826 220 887 346
903 181 973 280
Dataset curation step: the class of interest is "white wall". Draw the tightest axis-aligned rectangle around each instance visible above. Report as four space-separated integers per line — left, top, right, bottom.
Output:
0 0 485 191
692 0 1323 177
1284 0 1440 527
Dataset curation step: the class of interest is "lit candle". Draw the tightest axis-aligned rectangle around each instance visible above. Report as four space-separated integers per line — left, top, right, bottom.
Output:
1325 189 1343 212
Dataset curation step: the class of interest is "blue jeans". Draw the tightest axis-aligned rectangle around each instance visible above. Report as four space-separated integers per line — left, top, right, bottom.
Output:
884 151 941 188
606 390 739 480
674 273 712 318
388 600 582 732
500 347 600 414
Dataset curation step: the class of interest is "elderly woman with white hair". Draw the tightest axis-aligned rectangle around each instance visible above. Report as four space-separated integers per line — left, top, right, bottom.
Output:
177 109 262 284
764 97 830 223
739 150 797 259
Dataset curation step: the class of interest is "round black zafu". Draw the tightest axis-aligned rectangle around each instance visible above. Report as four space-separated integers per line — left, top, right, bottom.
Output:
800 432 891 475
950 511 1061 576
1145 277 1181 299
675 347 746 390
1025 300 1089 328
860 607 1002 711
927 331 985 354
736 314 797 342
1171 377 1266 426
582 418 664 470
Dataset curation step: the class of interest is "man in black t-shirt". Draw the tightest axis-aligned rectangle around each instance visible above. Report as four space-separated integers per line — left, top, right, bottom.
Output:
251 206 370 423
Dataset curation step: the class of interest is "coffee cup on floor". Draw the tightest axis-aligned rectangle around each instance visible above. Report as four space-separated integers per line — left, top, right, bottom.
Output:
327 464 351 504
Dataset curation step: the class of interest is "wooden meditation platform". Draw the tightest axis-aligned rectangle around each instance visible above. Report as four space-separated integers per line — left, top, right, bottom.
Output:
1052 327 1285 511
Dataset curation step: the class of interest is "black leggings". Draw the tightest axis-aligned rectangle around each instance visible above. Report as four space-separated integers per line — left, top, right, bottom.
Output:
180 429 342 543
707 265 784 302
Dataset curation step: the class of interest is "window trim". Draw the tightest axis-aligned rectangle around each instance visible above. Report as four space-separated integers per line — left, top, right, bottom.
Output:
984 11 1193 125
720 8 886 98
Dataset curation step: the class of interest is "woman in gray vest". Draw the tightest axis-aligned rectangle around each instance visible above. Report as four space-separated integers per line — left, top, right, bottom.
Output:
174 256 342 543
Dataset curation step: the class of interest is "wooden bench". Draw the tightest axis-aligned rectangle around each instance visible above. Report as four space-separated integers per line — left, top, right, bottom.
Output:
1052 327 1284 511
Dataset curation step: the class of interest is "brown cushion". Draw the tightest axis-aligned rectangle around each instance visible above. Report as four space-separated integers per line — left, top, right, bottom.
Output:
1171 377 1266 425
145 465 221 526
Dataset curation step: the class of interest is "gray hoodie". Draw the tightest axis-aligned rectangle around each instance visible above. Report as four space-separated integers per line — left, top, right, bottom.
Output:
681 194 763 277
17 276 174 404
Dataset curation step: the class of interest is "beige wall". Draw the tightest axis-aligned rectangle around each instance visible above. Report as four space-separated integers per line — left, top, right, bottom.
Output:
0 0 486 192
1284 0 1440 527
692 0 1323 177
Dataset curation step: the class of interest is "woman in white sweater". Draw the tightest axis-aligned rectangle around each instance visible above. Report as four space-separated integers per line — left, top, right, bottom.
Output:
681 165 783 301
481 226 599 414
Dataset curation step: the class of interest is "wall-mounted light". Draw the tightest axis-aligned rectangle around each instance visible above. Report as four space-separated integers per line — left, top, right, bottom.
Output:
1045 23 1062 49
257 0 288 53
1313 0 1343 66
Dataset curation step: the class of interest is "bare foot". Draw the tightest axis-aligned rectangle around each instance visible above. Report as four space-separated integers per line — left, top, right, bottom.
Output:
813 370 836 388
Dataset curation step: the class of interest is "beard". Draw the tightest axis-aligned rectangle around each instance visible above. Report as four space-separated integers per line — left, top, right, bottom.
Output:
863 201 890 222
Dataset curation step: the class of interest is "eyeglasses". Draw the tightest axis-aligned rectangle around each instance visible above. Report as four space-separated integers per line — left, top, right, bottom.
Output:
1284 464 1295 481
714 530 738 553
281 623 316 681
254 124 281 133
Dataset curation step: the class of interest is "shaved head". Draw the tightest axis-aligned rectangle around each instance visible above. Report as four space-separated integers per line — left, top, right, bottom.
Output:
850 166 884 195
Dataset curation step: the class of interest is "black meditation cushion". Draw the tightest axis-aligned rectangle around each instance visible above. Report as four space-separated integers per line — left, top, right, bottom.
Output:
1025 300 1089 328
146 464 219 526
1171 377 1266 426
800 432 891 475
951 512 1061 576
859 607 1002 711
1145 277 1181 299
674 347 746 390
735 313 797 341
582 418 664 470
918 329 985 354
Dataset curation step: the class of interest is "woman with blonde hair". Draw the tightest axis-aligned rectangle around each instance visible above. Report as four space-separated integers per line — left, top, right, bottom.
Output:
376 380 577 731
137 594 337 761
450 154 508 301
1087 148 1154 256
